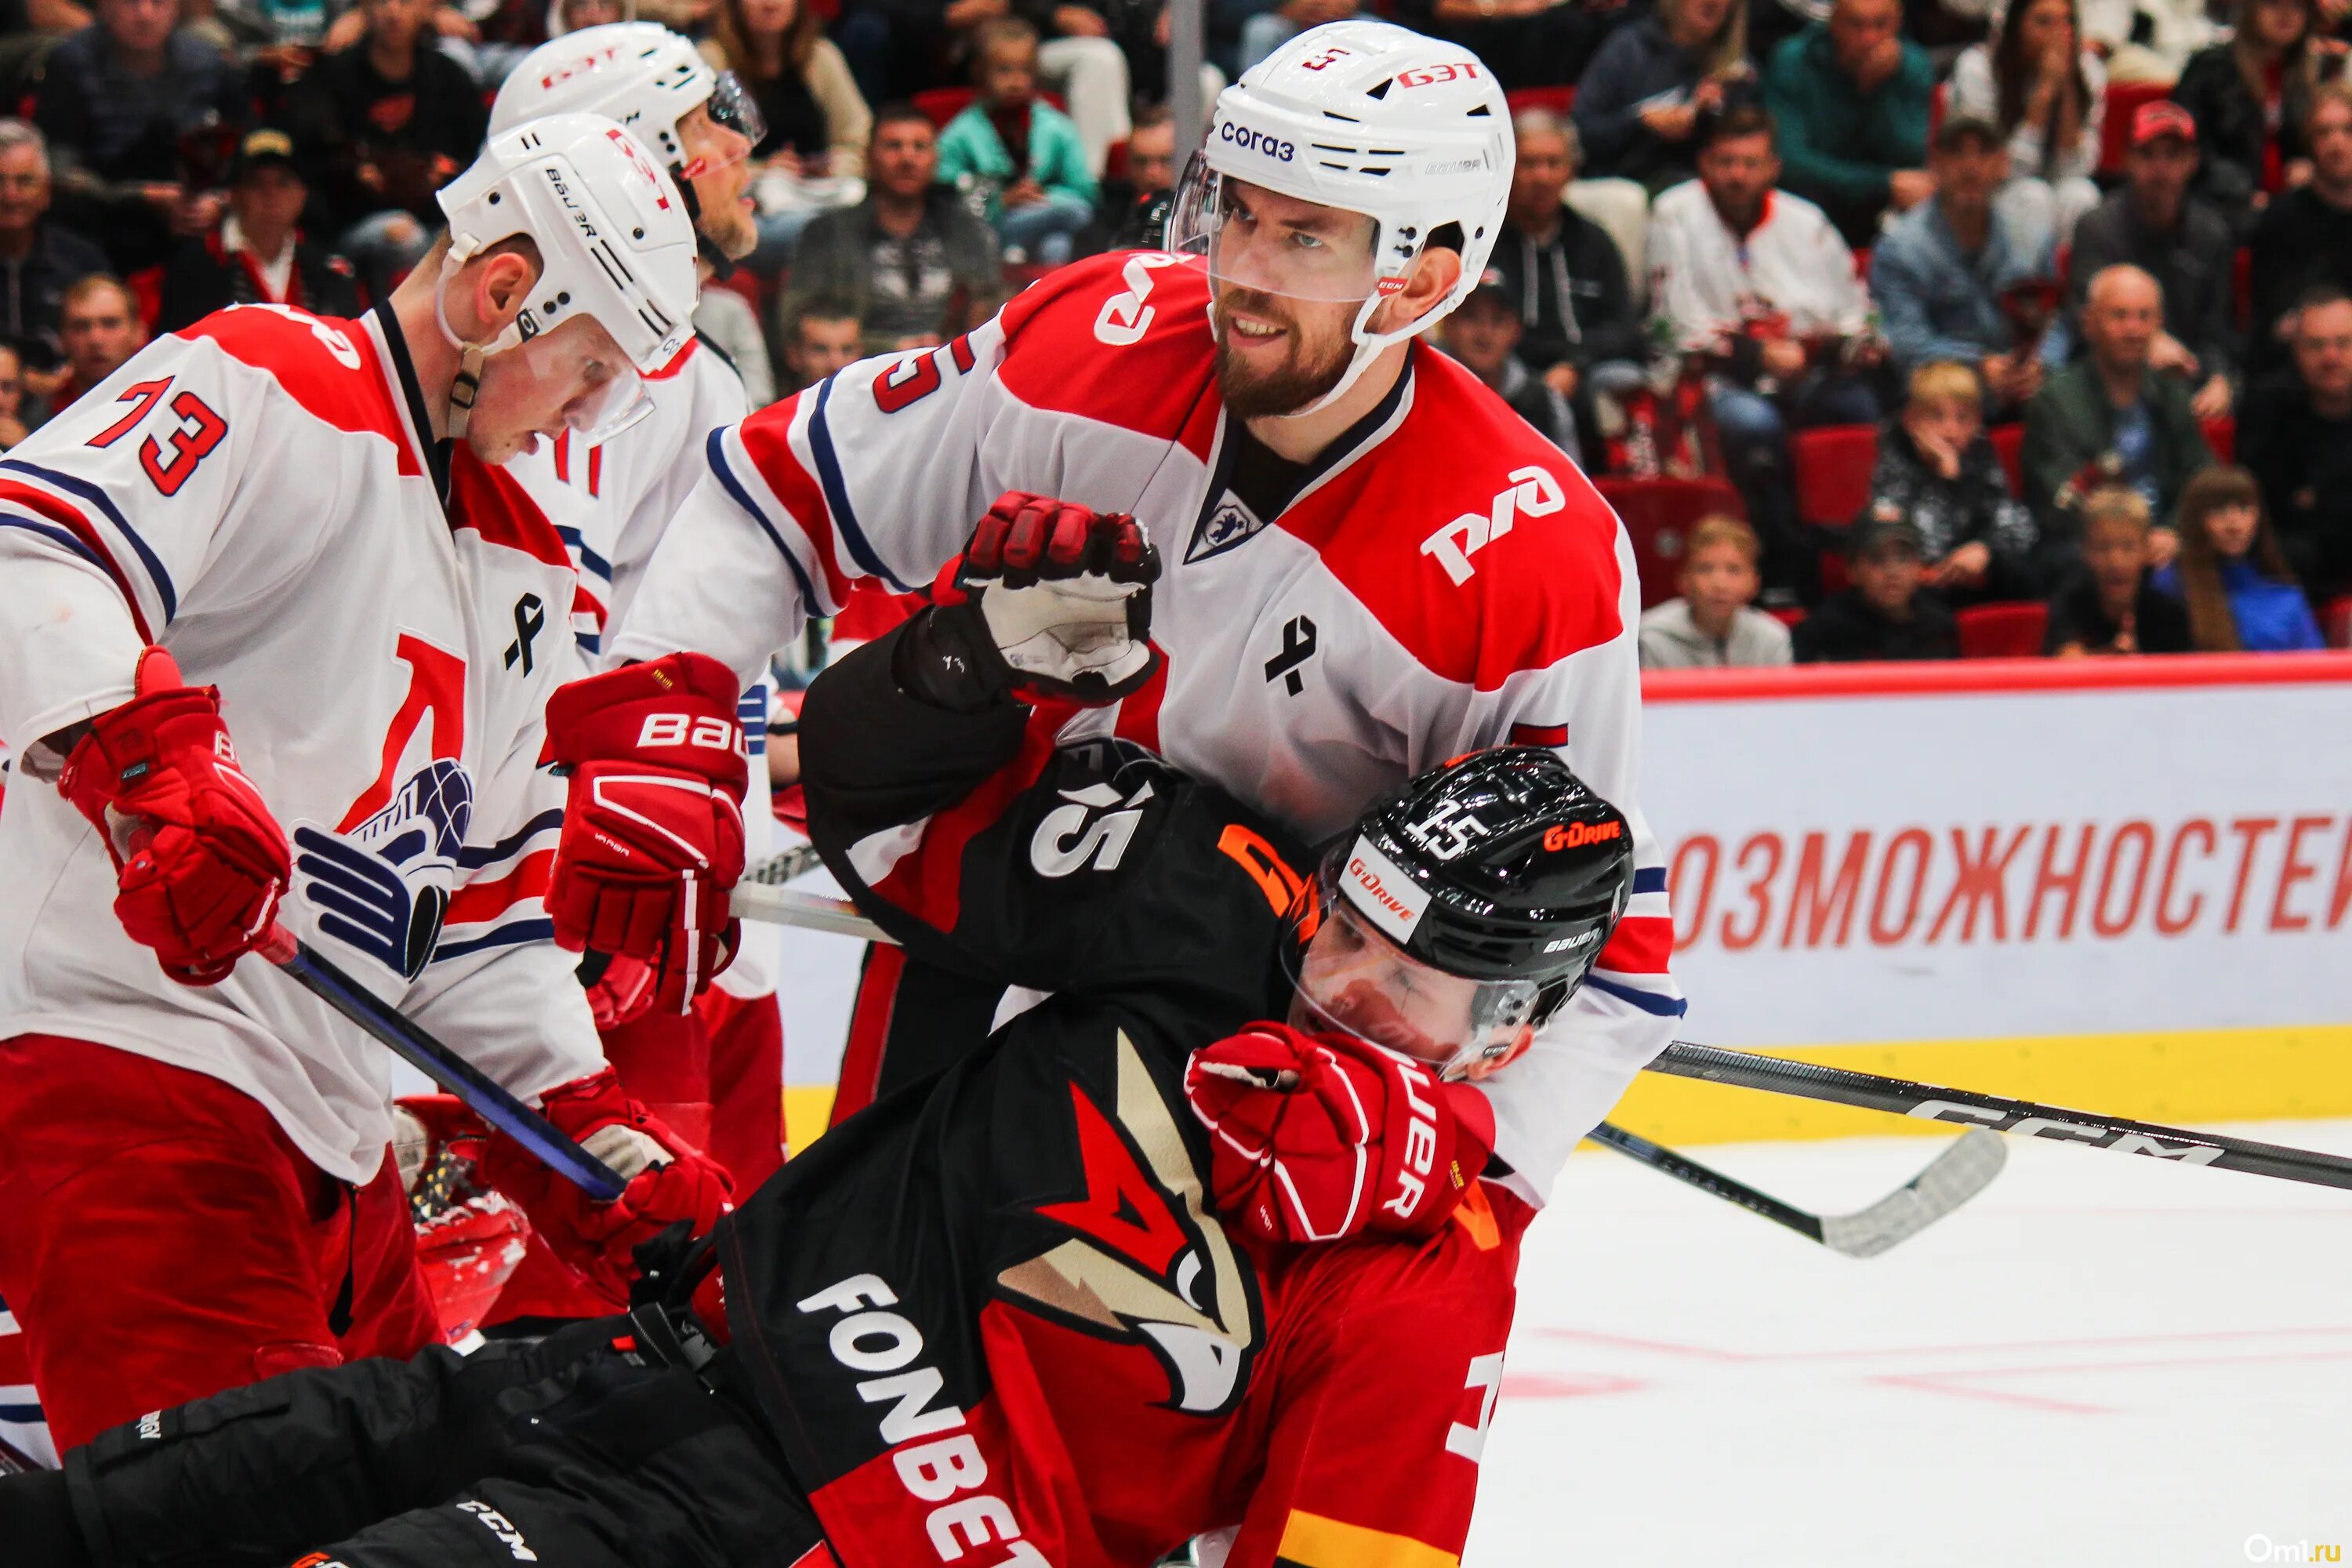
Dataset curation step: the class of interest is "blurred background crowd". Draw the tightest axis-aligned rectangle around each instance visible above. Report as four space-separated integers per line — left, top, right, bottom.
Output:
0 0 2346 666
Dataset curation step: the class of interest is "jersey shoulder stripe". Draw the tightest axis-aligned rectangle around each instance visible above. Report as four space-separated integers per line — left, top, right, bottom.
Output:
1286 356 1624 692
732 412 851 609
174 307 426 479
805 375 913 592
0 459 178 626
996 252 1219 456
709 424 829 615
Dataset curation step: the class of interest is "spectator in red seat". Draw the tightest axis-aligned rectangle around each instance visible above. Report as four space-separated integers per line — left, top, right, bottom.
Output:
0 119 109 379
1650 103 1887 598
34 271 143 423
1869 114 2054 408
1091 100 1176 251
935 18 1097 266
156 129 360 334
702 0 874 268
1762 0 1936 247
780 104 1006 355
1949 0 2106 248
2248 80 2352 377
2237 285 2352 597
0 342 29 451
2022 263 2213 568
2063 100 2238 423
2172 0 2347 234
1490 111 1645 463
30 0 246 273
2043 485 2196 652
1792 514 1964 659
2155 463 2325 648
286 0 488 299
1571 0 1757 194
777 292 864 395
1639 513 1795 666
1865 359 2042 602
1439 266 1582 460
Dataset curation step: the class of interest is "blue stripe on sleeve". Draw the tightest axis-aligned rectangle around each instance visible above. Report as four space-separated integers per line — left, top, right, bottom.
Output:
807 376 913 593
0 513 103 567
457 809 564 869
1586 976 1689 1017
1633 866 1668 896
555 524 612 583
430 918 556 962
706 428 822 613
1 458 178 622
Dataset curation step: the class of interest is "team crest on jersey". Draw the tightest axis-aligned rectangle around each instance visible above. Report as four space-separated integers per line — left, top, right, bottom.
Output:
1184 492 1268 564
292 757 475 982
996 1033 1262 1417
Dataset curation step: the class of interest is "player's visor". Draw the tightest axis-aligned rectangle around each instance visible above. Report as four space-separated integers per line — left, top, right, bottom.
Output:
512 318 656 444
1278 852 1539 1082
677 72 767 178
1167 159 1392 304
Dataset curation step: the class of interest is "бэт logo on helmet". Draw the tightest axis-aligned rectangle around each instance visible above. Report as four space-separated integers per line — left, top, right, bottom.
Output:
1218 121 1295 162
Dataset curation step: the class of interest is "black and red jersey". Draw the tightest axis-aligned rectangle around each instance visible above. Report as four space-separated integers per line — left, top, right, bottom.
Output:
714 626 1530 1568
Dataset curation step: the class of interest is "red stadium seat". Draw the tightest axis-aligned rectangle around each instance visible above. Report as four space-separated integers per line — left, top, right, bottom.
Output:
2234 245 2252 334
2100 82 2171 176
1956 601 2049 658
2201 412 2234 463
1790 423 1880 528
1595 476 1747 609
2321 594 2352 649
1989 423 2024 492
1504 86 1577 116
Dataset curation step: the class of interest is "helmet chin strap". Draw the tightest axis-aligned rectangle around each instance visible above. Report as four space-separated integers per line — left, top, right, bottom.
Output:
1272 256 1460 422
434 246 524 442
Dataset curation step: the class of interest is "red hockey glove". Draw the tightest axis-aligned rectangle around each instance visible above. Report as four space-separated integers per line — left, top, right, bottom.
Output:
1185 1022 1497 1245
926 492 1161 706
57 646 291 985
545 653 748 1014
480 1067 734 1306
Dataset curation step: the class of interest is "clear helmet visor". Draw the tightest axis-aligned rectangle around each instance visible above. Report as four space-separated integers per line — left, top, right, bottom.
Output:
510 315 657 444
1278 854 1540 1082
1167 155 1400 305
677 71 767 178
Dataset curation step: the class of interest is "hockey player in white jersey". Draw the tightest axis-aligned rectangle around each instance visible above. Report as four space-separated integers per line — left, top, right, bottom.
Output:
477 28 790 1332
0 112 735 1453
569 21 1686 1219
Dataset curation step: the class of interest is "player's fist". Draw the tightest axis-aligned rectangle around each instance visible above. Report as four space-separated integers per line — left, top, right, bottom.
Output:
928 491 1161 706
544 653 749 1016
1185 1022 1496 1244
58 646 291 985
481 1066 734 1306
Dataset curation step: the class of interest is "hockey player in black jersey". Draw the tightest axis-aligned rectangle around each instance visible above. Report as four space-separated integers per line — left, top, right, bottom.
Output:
0 495 1635 1568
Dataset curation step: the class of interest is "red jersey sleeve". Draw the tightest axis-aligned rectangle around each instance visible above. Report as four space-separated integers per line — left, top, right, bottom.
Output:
1227 1188 1528 1568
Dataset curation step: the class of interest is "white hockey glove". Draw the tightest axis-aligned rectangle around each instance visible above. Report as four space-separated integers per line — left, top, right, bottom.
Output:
924 492 1162 707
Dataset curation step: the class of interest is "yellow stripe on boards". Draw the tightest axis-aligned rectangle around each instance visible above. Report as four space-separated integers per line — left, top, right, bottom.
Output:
1606 1025 2352 1145
1275 1509 1461 1568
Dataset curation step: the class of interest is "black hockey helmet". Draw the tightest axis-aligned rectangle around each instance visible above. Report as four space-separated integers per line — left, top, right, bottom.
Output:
1283 747 1635 1079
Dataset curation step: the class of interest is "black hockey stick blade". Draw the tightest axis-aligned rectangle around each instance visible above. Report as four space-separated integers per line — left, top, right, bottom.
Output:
741 843 826 887
1648 1041 2352 1192
256 927 626 1200
1587 1121 2005 1258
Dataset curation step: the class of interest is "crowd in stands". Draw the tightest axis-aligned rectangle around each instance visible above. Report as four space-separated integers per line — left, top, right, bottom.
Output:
0 0 2347 667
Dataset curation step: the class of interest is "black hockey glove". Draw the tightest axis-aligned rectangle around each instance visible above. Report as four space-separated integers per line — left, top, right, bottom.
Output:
914 492 1162 710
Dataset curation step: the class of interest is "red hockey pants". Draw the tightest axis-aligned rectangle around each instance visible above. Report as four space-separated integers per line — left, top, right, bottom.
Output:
0 1033 438 1451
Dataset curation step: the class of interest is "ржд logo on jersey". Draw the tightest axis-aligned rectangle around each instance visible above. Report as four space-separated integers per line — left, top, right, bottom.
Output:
1419 466 1566 585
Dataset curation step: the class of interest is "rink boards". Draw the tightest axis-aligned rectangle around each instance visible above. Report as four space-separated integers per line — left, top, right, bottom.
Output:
1610 652 2352 1143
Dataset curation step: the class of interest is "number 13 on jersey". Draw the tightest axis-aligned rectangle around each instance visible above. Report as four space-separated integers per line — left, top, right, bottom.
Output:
87 376 229 498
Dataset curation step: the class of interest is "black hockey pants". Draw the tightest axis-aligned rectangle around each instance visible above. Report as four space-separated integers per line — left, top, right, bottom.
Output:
21 1313 829 1568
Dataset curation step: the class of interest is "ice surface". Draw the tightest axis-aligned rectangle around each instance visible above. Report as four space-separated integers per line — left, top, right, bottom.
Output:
1466 1121 2352 1567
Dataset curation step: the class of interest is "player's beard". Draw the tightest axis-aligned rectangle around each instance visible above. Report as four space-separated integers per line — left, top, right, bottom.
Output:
1212 286 1354 419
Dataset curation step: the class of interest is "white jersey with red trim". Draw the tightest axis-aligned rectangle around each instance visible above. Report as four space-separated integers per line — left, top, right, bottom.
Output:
0 303 608 1185
612 252 1683 1203
502 332 780 1000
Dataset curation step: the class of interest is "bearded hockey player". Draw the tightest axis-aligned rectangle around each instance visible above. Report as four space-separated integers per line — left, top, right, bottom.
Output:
0 113 731 1453
479 25 791 1336
0 495 1635 1568
572 19 1682 1213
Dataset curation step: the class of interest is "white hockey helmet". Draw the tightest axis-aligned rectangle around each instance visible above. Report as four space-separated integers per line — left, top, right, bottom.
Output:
490 24 765 194
1168 20 1513 412
434 111 700 441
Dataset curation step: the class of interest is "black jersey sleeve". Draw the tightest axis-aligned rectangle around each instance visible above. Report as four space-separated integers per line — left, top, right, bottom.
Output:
798 617 1312 1022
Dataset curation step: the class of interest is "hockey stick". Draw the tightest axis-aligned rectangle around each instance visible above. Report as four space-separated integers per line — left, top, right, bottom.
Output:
0 1429 42 1476
727 884 2006 1247
1650 1041 2352 1193
256 927 626 1200
1584 1121 2006 1258
742 843 826 887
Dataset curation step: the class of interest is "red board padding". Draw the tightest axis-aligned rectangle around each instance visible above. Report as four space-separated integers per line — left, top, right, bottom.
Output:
1644 649 2352 702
